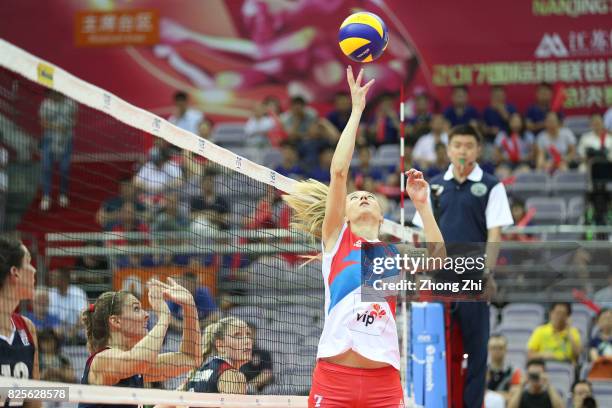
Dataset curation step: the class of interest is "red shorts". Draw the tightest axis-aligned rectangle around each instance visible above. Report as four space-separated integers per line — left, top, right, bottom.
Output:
308 360 405 408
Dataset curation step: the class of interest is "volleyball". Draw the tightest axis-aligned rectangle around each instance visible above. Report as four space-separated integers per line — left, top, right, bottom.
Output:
338 12 389 63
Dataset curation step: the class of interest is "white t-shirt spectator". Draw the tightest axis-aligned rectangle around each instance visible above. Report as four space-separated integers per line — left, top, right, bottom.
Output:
577 130 612 160
412 132 448 164
494 131 535 162
604 107 612 131
245 116 274 146
484 390 505 408
134 160 182 193
48 285 88 326
169 109 203 135
537 128 576 156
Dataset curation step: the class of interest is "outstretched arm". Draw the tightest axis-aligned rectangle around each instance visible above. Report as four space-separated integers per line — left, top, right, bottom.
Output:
322 67 374 251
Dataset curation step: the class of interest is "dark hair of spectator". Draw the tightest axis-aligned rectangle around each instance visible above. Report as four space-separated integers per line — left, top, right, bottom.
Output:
82 291 129 353
183 271 197 281
488 333 508 345
38 329 61 353
537 82 553 91
550 302 572 315
290 96 307 106
597 308 610 319
526 358 546 369
452 85 469 93
0 237 26 290
582 396 597 408
572 380 593 393
448 124 483 145
511 197 525 209
491 85 505 93
174 91 188 102
334 91 349 99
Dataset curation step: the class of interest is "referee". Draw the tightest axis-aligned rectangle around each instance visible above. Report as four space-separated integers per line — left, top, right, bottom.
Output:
413 124 513 408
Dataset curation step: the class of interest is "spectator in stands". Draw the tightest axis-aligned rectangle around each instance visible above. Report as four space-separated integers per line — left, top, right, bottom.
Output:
507 359 564 408
412 113 448 169
275 142 305 179
168 271 218 331
263 95 282 116
594 275 612 309
23 286 61 333
484 85 516 138
104 201 150 234
326 92 352 132
0 145 7 231
527 302 582 363
425 143 449 179
152 193 189 232
571 381 595 408
443 85 480 127
536 111 577 172
133 146 183 194
184 317 252 394
281 96 318 143
605 107 612 131
38 328 75 383
39 89 78 211
74 250 109 272
587 308 612 379
190 176 230 231
245 102 274 147
48 268 87 342
239 325 273 394
526 83 555 134
487 334 522 402
308 146 333 183
407 92 432 138
578 113 612 164
169 91 204 135
96 177 146 228
494 113 536 170
296 118 338 170
367 92 401 146
352 146 387 185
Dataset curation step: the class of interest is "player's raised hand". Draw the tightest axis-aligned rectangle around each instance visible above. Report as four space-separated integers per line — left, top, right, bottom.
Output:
347 66 375 112
405 169 429 207
152 277 195 307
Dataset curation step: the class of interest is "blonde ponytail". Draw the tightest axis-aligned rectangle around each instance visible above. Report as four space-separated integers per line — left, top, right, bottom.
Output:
201 317 246 360
282 179 330 240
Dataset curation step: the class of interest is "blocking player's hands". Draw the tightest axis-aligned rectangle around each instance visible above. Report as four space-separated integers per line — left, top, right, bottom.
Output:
405 169 429 208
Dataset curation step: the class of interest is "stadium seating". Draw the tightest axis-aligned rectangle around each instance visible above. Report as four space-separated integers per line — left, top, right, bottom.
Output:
506 172 550 201
546 361 574 400
551 170 588 199
211 122 247 146
525 197 567 225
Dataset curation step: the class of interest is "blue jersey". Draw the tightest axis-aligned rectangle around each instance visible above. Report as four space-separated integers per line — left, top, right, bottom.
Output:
185 356 234 393
0 314 35 408
77 348 144 408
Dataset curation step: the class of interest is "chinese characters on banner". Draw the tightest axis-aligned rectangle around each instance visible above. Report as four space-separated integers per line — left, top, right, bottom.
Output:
74 9 159 47
433 27 612 109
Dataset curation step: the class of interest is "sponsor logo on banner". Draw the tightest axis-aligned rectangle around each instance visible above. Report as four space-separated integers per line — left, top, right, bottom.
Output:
37 63 54 87
536 29 611 58
269 170 276 185
532 0 611 17
75 9 159 47
535 33 569 58
425 345 435 391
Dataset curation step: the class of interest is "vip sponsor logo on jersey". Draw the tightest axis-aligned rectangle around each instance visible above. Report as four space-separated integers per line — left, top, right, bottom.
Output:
535 29 612 58
356 303 386 327
354 239 362 248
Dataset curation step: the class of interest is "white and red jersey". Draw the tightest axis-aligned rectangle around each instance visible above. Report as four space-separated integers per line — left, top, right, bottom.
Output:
317 223 400 370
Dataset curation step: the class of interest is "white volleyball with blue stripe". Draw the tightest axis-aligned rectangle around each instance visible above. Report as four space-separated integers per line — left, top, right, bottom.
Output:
338 12 389 63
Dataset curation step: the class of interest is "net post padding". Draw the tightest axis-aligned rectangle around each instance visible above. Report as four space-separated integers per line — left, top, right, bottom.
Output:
0 38 423 242
0 378 308 408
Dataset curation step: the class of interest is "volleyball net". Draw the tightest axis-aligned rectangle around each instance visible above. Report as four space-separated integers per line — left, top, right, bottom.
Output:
0 38 423 406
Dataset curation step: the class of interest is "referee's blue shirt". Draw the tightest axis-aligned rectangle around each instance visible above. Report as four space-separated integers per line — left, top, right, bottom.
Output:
412 163 513 242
